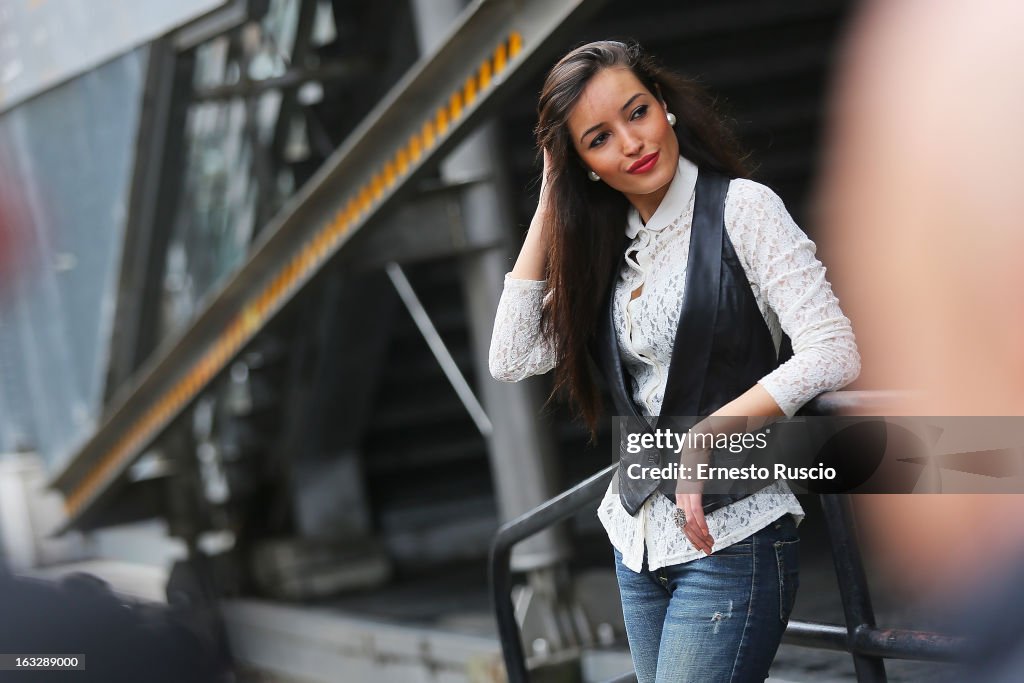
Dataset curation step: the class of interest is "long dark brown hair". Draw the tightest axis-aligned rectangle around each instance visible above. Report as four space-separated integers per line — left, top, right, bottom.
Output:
534 39 750 444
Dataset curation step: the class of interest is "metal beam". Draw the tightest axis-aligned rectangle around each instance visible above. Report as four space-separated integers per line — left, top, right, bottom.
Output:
173 0 251 51
51 0 605 531
385 262 493 439
191 60 368 101
104 40 196 401
336 179 486 271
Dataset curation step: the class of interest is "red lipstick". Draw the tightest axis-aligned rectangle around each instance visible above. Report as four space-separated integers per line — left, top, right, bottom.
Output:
628 151 660 174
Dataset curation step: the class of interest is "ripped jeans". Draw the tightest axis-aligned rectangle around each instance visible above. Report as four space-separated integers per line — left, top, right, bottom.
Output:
613 514 799 683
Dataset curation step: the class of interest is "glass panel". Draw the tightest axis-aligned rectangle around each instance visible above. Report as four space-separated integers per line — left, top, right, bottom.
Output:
162 97 258 334
161 2 304 336
0 47 148 470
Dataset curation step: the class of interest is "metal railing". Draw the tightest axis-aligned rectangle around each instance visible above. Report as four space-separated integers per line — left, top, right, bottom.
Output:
488 391 966 683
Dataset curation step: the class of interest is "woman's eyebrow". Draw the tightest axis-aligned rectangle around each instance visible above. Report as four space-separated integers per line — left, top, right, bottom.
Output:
579 92 647 143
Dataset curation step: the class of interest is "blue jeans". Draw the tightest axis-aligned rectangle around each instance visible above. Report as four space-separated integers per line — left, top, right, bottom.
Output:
613 514 799 683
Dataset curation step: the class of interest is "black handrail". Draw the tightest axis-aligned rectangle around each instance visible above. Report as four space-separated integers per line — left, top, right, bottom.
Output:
488 462 617 682
487 391 967 683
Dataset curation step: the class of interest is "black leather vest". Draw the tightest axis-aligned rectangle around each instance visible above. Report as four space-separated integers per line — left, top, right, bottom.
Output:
588 169 793 517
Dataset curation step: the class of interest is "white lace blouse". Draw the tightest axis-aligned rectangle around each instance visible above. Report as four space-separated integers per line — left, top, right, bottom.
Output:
488 155 860 572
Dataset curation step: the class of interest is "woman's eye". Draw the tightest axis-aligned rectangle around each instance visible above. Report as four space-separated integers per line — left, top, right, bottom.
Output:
589 132 609 148
631 104 649 120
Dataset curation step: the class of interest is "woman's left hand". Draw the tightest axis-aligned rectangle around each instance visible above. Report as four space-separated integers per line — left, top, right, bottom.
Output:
676 489 714 555
673 413 781 556
675 430 714 554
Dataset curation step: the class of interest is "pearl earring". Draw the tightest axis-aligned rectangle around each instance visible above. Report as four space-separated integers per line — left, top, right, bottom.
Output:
667 112 677 127
588 170 600 182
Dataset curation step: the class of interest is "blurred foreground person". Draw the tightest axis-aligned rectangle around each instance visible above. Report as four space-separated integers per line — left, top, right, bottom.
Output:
819 0 1024 680
0 151 29 298
0 566 228 682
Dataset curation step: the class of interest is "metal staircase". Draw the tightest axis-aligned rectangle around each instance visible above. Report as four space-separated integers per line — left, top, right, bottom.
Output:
51 0 610 532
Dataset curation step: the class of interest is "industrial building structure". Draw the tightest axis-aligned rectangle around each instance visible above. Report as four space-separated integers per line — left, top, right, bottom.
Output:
3 2 954 681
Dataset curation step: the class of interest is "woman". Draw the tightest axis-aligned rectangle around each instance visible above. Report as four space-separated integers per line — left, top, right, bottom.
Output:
488 40 860 682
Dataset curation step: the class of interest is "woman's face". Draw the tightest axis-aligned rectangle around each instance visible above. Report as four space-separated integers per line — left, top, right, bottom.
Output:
566 66 680 220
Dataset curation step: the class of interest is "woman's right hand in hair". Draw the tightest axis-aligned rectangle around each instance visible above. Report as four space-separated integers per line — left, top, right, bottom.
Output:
539 148 553 201
534 148 556 244
509 149 553 281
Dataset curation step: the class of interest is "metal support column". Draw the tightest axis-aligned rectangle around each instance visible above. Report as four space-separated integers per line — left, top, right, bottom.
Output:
821 494 889 682
409 0 569 572
105 39 196 398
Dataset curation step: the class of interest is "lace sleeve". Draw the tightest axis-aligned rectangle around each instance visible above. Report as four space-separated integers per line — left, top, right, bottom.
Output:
725 180 861 416
487 272 557 382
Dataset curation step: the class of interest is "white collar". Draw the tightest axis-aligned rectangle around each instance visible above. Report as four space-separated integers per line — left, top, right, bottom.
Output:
625 155 699 239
